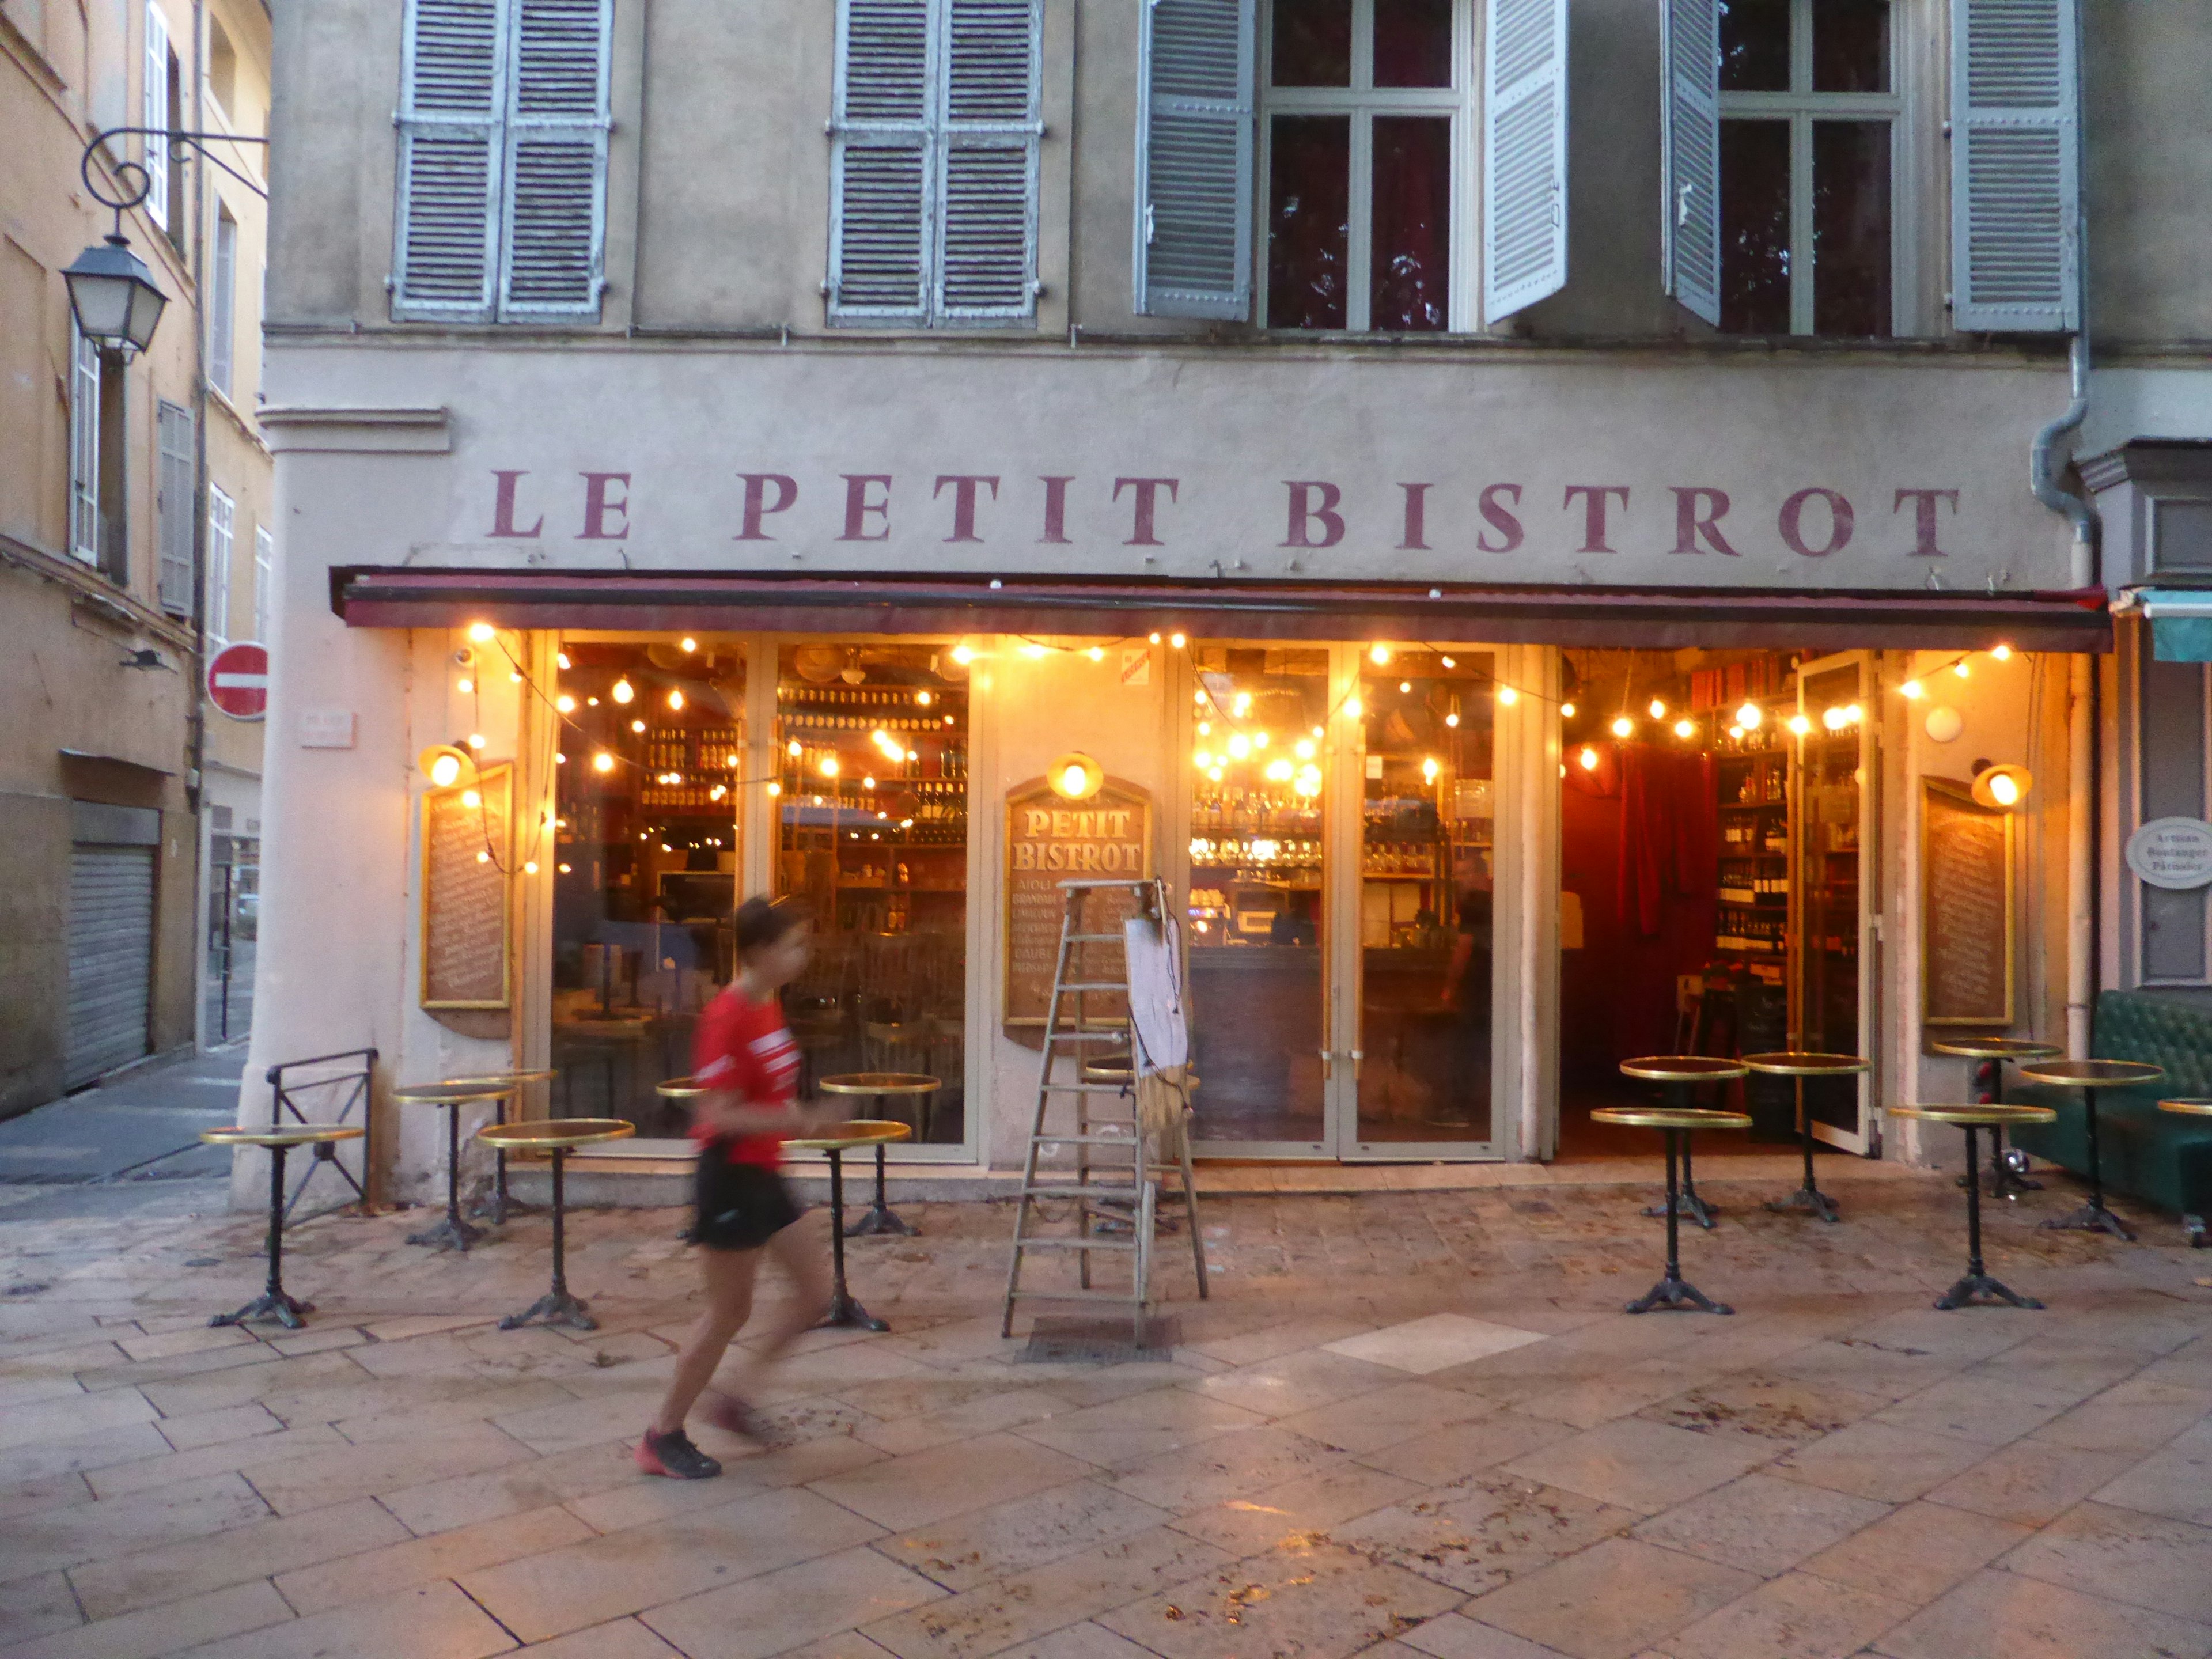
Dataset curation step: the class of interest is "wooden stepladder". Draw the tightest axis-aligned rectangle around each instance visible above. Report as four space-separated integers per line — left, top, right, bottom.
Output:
1000 878 1207 1340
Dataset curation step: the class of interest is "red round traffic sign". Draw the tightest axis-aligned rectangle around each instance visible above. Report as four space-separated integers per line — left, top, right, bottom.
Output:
207 641 270 721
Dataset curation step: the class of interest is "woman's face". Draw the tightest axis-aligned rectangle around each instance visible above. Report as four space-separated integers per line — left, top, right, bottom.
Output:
749 920 813 988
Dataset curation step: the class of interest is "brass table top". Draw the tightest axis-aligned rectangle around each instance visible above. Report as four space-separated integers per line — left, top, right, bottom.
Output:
439 1069 559 1090
476 1118 637 1152
655 1075 711 1099
1930 1038 2064 1062
819 1073 941 1097
1887 1104 2058 1128
1619 1056 1749 1084
2158 1097 2212 1118
201 1124 366 1149
2014 1059 2166 1089
1741 1051 1870 1077
786 1119 915 1152
392 1082 511 1105
1591 1107 1753 1132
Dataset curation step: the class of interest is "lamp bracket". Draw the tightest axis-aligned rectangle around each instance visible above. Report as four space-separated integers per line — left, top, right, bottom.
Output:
81 126 271 235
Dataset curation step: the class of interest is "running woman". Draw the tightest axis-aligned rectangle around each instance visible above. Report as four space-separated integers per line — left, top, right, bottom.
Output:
638 896 835 1480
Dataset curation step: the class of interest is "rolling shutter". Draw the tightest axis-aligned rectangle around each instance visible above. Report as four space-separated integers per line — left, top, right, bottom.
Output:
143 3 169 230
66 840 157 1089
1481 0 1569 324
156 400 194 616
1133 0 1253 320
1660 0 1721 326
498 0 611 319
831 0 932 323
394 0 505 320
937 0 1040 321
1949 0 2079 332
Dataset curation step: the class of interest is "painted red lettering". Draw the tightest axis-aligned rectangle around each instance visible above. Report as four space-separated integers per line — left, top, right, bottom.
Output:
1562 485 1630 552
1397 483 1432 551
839 474 893 541
933 475 1001 543
1779 487 1854 557
1113 477 1180 547
1478 483 1525 553
1038 475 1073 544
1283 481 1346 548
1893 488 1959 556
579 472 630 540
1670 487 1740 556
488 470 543 539
735 474 798 540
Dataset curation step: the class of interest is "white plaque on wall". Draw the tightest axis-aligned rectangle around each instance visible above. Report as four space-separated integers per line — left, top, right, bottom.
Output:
2126 817 2212 891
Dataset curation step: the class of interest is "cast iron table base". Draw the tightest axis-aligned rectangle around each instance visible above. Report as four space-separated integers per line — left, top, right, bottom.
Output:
2037 1087 2137 1242
214 1142 314 1329
1629 1129 1732 1315
819 1147 887 1330
1938 1123 2043 1310
500 1147 596 1331
1639 1095 1718 1229
845 1142 915 1238
406 1098 486 1252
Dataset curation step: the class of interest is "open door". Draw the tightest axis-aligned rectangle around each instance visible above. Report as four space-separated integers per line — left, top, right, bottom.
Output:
1793 652 1876 1154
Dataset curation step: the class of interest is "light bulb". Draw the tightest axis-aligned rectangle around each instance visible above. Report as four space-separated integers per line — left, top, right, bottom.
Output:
467 733 486 750
476 850 490 863
668 690 684 711
556 652 571 669
558 862 571 873
612 678 634 704
1149 632 1162 644
767 782 781 797
1294 738 1315 760
1446 713 1460 728
1020 642 1047 659
461 789 481 808
1253 731 1270 748
1422 757 1440 782
509 672 521 684
592 752 614 773
1611 716 1634 738
951 645 975 665
1736 702 1763 729
916 690 933 706
1197 721 1211 736
1370 644 1391 665
1342 697 1363 721
787 738 802 756
1169 633 1186 649
586 696 599 706
524 861 539 876
631 719 645 734
1560 702 1577 719
1227 734 1251 760
1264 759 1293 782
1498 685 1518 706
1209 766 1225 782
1232 692 1252 717
1674 719 1695 738
555 694 575 713
1728 725 1744 740
680 636 698 653
1441 656 1456 668
555 752 566 764
457 677 474 694
1845 704 1862 724
1954 661 1971 679
429 753 463 787
467 622 495 643
1901 679 1924 699
1579 747 1599 771
1399 680 1412 694
1086 646 1105 662
1063 764 1089 794
863 776 876 790
1823 707 1847 730
1649 699 1666 719
820 756 840 777
1789 714 1812 736
1991 643 2012 662
1989 772 2020 806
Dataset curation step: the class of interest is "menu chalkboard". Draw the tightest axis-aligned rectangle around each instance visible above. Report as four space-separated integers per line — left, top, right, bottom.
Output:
422 763 512 1009
1004 777 1153 1029
1923 778 2013 1026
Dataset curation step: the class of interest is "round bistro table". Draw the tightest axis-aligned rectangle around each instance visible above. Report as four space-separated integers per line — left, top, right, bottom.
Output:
438 1069 558 1225
1619 1057 1749 1230
199 1124 366 1329
1592 1107 1752 1315
1930 1038 2062 1198
2156 1098 2212 1249
1742 1052 1869 1224
475 1117 635 1330
1887 1105 2058 1310
392 1082 510 1252
786 1120 914 1331
2014 1058 2165 1241
819 1074 940 1238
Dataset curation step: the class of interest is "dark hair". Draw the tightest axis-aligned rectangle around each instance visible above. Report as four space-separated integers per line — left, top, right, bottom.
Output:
735 895 810 955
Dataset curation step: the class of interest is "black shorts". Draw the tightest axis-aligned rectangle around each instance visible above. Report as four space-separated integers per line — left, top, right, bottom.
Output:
691 1146 803 1251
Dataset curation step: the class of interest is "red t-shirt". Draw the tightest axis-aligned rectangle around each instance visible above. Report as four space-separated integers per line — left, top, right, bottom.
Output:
691 985 800 1168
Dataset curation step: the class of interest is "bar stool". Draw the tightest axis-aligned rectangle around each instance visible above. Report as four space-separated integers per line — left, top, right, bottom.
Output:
1886 1105 2058 1308
1592 1105 1751 1313
1743 1051 1868 1224
819 1073 938 1237
1619 1056 1748 1229
2156 1099 2212 1248
392 1082 508 1251
1930 1038 2061 1198
785 1119 912 1331
2013 1058 2164 1241
438 1069 558 1224
475 1117 635 1330
199 1124 365 1329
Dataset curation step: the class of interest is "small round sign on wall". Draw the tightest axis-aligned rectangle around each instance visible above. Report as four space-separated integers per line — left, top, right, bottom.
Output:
2126 816 2212 891
206 641 269 722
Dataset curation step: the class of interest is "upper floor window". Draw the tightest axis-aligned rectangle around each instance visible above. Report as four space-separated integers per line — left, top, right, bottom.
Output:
826 0 1043 328
1261 0 1467 332
390 0 611 324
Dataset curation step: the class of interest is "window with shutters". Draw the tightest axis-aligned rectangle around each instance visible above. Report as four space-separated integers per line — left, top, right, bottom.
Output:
391 0 612 324
1260 0 1471 332
206 486 234 650
1714 0 1899 335
253 525 274 643
827 0 1043 328
142 2 170 232
156 401 195 617
210 207 237 396
69 327 128 583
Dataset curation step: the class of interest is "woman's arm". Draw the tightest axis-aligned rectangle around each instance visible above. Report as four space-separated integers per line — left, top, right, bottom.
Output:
691 1089 831 1139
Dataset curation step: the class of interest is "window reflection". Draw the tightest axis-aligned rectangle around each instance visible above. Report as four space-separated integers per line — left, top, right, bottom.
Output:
1268 116 1351 331
1719 119 1790 334
1371 117 1452 331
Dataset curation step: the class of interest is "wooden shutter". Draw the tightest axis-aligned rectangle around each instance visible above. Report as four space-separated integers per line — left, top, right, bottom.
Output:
254 525 274 642
156 401 195 616
210 210 237 393
1660 0 1720 326
831 0 933 323
937 0 1040 322
498 0 610 319
1481 0 1569 324
142 2 169 230
1133 0 1253 320
1950 0 2079 332
206 486 234 650
69 329 101 565
393 0 505 320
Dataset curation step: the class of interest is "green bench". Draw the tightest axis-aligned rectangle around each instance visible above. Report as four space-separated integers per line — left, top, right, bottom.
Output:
2009 988 2212 1245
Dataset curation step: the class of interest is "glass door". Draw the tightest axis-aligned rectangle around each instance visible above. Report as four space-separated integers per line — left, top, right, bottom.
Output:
1793 652 1874 1153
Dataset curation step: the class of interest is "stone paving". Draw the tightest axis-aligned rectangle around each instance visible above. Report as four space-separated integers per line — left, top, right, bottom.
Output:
3 1162 2212 1659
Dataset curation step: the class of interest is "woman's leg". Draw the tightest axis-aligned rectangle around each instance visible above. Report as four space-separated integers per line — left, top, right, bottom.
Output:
652 1246 761 1435
734 1215 835 1378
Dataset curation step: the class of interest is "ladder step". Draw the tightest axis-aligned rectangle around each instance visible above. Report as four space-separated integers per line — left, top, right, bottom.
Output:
1009 1286 1149 1304
1054 878 1157 889
1046 1032 1127 1044
1063 933 1124 942
1040 1082 1135 1095
1013 1236 1139 1252
1053 983 1128 994
1033 1132 1142 1146
1023 1184 1143 1200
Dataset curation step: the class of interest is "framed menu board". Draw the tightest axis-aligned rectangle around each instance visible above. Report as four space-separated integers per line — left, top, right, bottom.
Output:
421 763 512 1010
1003 777 1153 1028
1922 778 2013 1027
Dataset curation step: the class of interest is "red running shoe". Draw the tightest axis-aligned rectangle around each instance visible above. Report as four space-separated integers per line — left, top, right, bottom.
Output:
635 1427 722 1479
705 1391 774 1444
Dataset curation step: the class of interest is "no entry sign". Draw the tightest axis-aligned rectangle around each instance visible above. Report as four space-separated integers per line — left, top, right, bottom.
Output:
207 641 269 721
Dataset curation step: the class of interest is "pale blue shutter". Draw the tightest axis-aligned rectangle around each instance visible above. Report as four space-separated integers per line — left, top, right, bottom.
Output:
1950 0 2079 331
498 0 611 319
1133 0 1254 321
1660 0 1720 326
1481 0 1569 324
69 329 101 565
142 3 169 230
937 0 1041 323
831 0 932 324
393 0 504 320
156 402 195 616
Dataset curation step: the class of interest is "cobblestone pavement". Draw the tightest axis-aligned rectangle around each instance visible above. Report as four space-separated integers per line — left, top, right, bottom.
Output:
3 1165 2211 1659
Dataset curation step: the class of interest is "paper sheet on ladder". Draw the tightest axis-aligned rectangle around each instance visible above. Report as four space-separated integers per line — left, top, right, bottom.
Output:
1124 908 1188 1074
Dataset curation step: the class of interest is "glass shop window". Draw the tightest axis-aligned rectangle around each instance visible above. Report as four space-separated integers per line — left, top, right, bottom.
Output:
1718 0 1896 336
773 643 971 1146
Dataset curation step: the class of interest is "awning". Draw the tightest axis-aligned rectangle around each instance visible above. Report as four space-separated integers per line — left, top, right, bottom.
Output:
2130 588 2212 661
333 569 2112 652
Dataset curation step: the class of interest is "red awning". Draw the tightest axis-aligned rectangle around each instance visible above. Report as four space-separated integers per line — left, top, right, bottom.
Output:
332 569 2111 651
